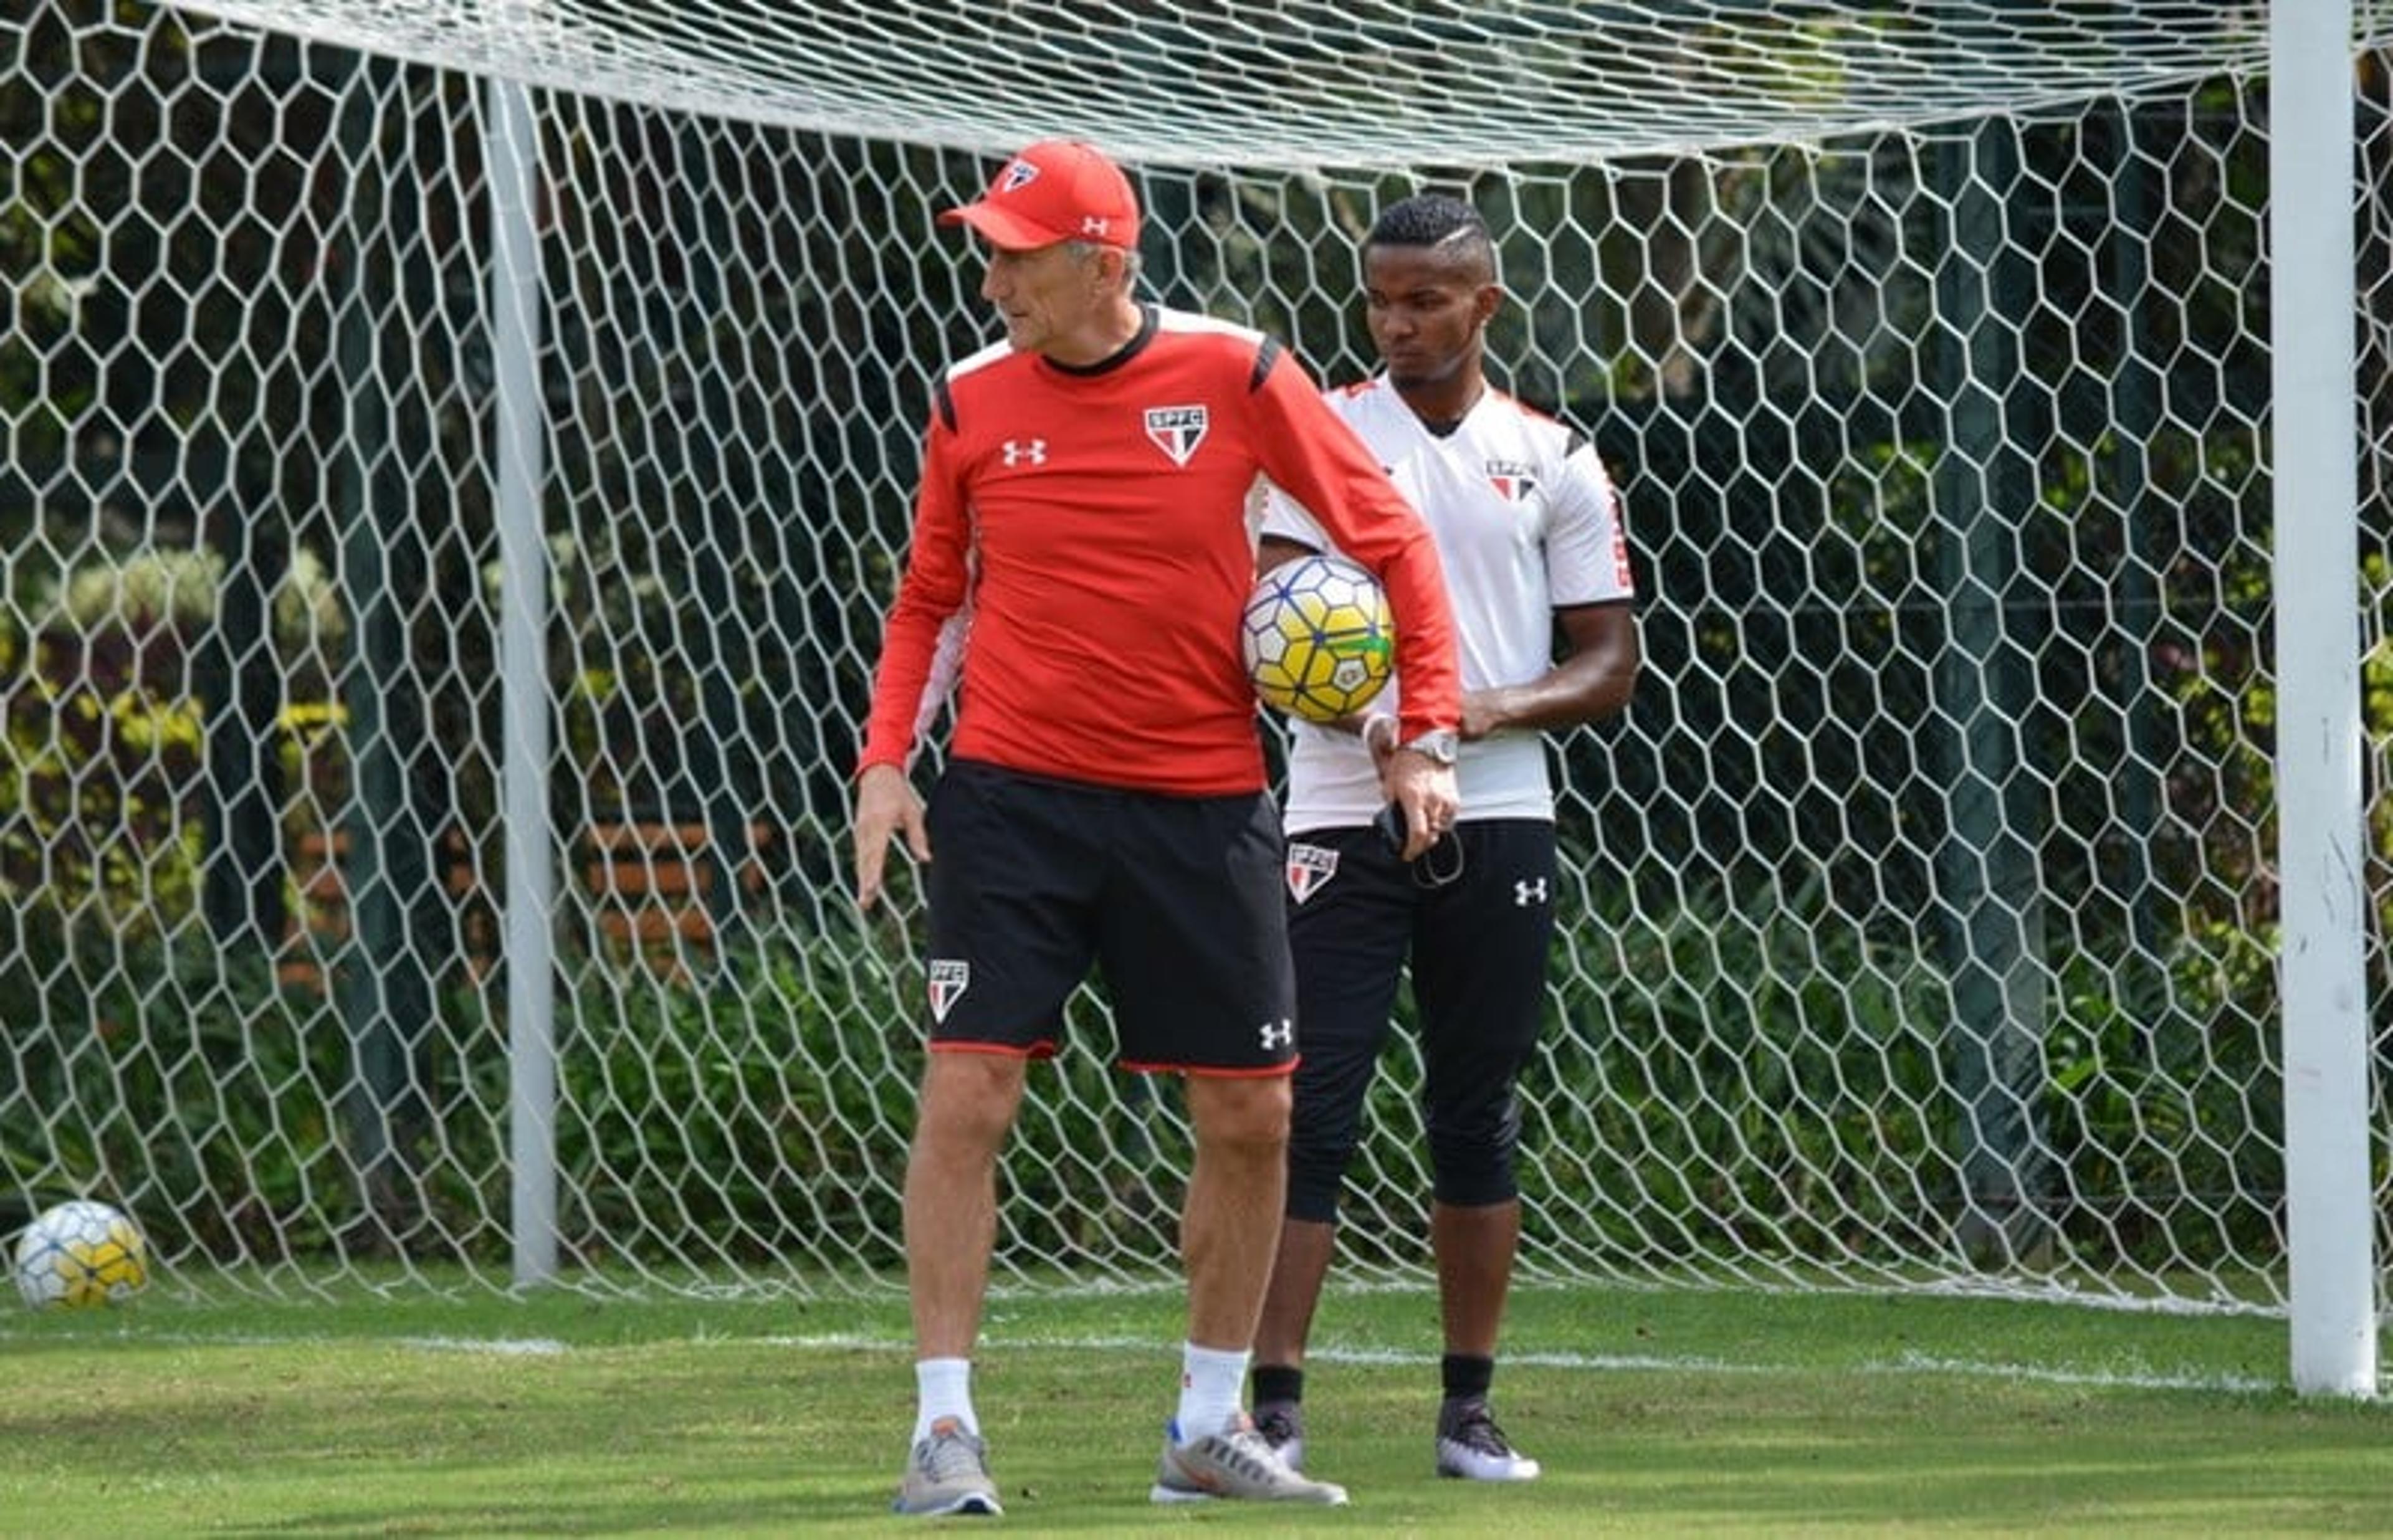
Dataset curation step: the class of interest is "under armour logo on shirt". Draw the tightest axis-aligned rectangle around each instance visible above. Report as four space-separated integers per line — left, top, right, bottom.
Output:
1001 439 1047 466
1258 1018 1294 1051
1514 878 1549 907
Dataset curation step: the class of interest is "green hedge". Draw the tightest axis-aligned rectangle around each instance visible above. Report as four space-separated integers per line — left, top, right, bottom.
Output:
0 875 2289 1283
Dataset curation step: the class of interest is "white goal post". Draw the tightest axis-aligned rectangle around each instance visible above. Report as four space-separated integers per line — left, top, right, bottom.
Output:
2271 0 2374 1399
2 1 2387 1392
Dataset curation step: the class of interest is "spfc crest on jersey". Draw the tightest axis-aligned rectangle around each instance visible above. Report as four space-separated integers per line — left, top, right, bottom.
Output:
1486 458 1537 503
1145 405 1209 467
1285 842 1339 904
928 958 970 1022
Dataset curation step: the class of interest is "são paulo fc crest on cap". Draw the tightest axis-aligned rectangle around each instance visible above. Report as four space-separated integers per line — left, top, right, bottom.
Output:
1145 405 1208 467
998 159 1040 192
928 958 970 1022
1285 843 1338 904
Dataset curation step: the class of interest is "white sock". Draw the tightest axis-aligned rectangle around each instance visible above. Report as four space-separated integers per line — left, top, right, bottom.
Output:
1174 1342 1250 1440
912 1357 977 1442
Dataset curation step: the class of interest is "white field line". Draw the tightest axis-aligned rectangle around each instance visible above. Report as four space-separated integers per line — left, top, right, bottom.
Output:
700 1331 2281 1397
1 1324 2280 1395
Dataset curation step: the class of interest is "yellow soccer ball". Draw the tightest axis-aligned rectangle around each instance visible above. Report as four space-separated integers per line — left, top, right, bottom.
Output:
1241 553 1396 723
12 1199 148 1309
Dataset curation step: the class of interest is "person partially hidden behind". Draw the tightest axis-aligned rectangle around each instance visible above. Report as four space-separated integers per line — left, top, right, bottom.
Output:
1250 192 1641 1485
851 141 1466 1516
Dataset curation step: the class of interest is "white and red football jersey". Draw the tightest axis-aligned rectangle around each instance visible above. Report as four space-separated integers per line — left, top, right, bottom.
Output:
860 308 1461 796
1261 377 1635 829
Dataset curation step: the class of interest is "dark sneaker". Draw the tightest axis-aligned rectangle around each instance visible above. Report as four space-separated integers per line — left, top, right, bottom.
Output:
1253 1399 1306 1471
1435 1397 1541 1482
1150 1412 1348 1504
894 1416 1003 1516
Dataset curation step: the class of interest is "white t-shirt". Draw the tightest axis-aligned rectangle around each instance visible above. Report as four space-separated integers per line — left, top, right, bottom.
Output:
1259 377 1635 832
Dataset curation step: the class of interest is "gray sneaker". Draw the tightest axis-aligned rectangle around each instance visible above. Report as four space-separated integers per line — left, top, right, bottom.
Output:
1253 1400 1306 1471
894 1417 1003 1516
1150 1412 1348 1505
1435 1397 1541 1482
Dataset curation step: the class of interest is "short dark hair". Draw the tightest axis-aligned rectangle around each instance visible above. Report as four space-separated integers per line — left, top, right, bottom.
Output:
1365 193 1496 278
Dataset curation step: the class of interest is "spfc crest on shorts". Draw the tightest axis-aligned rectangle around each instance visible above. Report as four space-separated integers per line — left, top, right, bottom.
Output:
1285 843 1338 904
928 958 970 1022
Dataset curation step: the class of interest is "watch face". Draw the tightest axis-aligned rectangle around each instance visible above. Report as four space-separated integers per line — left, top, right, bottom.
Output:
1405 731 1458 765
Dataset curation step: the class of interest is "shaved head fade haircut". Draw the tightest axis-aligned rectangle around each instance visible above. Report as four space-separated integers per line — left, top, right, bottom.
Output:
1366 193 1497 280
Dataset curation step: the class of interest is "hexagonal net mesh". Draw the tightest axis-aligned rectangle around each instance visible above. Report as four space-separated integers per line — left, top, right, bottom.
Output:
6 0 2393 1313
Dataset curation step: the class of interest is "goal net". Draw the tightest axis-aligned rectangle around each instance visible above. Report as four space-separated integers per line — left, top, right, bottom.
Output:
6 0 2391 1318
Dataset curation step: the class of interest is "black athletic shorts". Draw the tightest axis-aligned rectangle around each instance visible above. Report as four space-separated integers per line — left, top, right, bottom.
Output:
921 758 1298 1075
1279 817 1559 1220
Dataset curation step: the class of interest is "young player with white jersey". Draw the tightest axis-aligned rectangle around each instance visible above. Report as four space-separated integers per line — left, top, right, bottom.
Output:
852 141 1466 1516
1250 192 1641 1485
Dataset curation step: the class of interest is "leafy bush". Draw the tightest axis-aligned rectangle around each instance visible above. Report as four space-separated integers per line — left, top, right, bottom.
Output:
1521 873 1949 1271
3 926 371 1253
542 934 1192 1276
2040 920 2281 1270
0 870 2295 1284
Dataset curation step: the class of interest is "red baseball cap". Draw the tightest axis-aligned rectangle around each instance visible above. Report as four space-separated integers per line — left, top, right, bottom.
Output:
939 139 1140 252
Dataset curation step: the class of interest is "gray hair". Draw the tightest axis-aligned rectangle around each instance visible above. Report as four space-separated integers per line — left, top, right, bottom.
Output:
1066 238 1144 288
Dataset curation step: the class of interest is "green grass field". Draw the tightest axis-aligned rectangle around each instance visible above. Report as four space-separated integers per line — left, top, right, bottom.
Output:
4 1278 2389 1535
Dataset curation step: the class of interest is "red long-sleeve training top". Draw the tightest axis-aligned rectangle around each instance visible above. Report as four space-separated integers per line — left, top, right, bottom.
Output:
859 305 1460 796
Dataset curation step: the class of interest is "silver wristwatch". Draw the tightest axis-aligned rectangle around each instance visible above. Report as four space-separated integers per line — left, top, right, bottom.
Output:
1397 729 1460 766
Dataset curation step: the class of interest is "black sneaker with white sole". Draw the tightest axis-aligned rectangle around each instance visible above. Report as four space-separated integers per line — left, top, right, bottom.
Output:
1435 1397 1542 1482
1253 1400 1306 1471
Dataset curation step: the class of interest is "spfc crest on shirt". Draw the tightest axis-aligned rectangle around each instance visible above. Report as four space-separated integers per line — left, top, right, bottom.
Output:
1486 459 1537 503
928 958 970 1022
1145 405 1209 467
1286 843 1339 904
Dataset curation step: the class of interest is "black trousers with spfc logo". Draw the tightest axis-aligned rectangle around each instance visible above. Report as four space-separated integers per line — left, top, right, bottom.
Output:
1278 819 1559 1222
